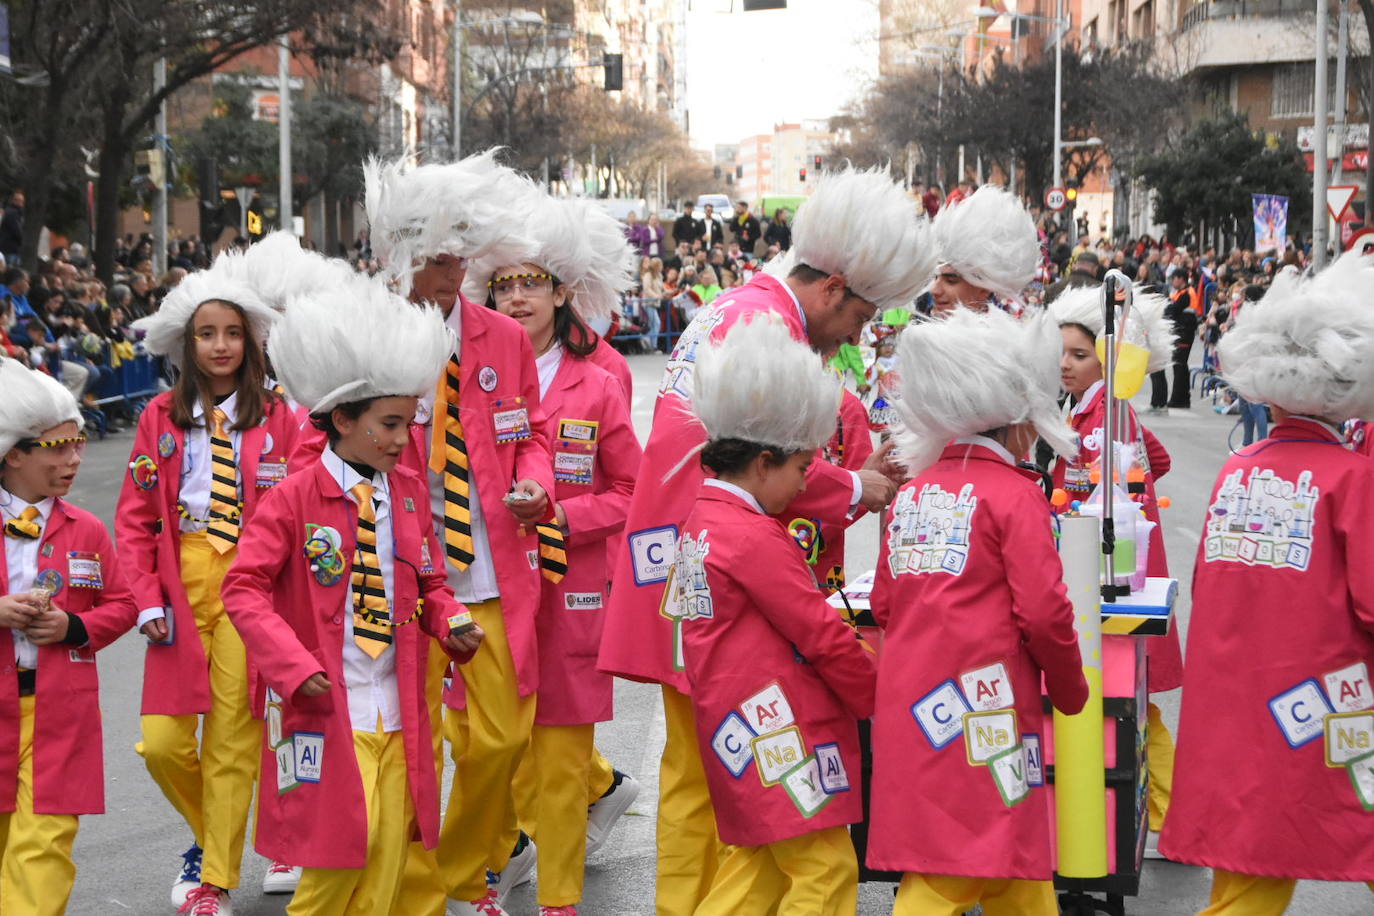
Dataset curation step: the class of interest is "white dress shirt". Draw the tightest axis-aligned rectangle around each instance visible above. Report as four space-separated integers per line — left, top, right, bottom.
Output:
325 447 402 734
703 478 765 515
179 391 243 534
1 487 53 669
953 434 1018 466
536 344 564 399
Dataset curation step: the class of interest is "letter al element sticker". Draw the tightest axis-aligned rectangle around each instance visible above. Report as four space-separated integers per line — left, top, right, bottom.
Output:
711 711 757 779
1346 749 1374 811
910 679 972 750
987 743 1031 808
781 755 833 818
293 732 325 783
1268 678 1333 749
814 742 851 794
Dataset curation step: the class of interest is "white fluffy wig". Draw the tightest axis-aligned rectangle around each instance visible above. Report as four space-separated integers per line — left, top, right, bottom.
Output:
0 357 84 457
1048 284 1176 373
133 267 277 370
464 196 638 322
363 150 536 298
692 315 841 452
214 232 355 313
789 166 934 311
1219 252 1374 420
931 185 1040 301
893 307 1077 475
268 273 454 416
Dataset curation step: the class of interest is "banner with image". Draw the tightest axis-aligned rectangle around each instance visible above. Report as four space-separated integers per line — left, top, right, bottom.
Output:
1252 194 1289 253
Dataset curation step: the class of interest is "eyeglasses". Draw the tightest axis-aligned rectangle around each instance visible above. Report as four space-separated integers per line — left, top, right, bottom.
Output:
489 273 553 302
21 435 87 457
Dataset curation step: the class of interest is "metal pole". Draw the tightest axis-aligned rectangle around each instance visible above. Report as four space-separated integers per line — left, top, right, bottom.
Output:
278 36 293 232
1053 0 1064 192
1331 0 1349 186
1313 0 1330 268
452 0 464 158
153 58 168 275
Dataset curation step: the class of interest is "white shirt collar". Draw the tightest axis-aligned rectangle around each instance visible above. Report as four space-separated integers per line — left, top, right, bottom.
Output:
703 478 766 514
323 446 388 505
535 343 564 399
192 390 240 426
953 434 1017 466
445 298 464 363
1288 416 1344 439
1071 380 1104 417
0 487 54 524
776 276 807 332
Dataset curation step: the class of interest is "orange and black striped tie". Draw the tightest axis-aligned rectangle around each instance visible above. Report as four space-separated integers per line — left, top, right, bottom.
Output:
4 507 41 540
535 522 567 583
350 482 391 658
429 355 474 569
207 408 240 553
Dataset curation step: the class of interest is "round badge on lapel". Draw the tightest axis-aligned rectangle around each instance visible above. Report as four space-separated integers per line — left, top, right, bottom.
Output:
262 432 274 454
157 433 176 458
479 366 498 392
415 402 432 425
35 569 64 595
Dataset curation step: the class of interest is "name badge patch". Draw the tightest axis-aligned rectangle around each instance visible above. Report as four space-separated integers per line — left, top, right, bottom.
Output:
1324 661 1374 713
492 397 533 443
911 679 972 750
256 458 287 488
1269 678 1333 748
752 726 806 786
554 444 595 486
1325 711 1374 767
781 755 832 818
814 742 851 794
740 681 796 734
711 711 757 778
628 525 677 586
964 709 1019 765
960 661 1014 711
557 418 599 443
988 743 1031 807
293 732 324 783
563 592 604 610
67 552 103 589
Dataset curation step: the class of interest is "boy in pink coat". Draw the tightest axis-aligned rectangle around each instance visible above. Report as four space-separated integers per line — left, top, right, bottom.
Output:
675 317 877 915
0 359 140 916
222 275 481 915
1161 254 1374 913
869 308 1088 915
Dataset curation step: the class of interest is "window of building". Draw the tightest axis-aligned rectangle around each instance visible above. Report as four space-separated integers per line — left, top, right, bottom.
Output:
1271 62 1337 119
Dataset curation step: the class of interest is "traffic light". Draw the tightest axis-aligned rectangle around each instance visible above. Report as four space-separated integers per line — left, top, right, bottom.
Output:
603 53 623 91
799 168 807 182
1065 187 1079 202
813 155 822 170
743 0 787 8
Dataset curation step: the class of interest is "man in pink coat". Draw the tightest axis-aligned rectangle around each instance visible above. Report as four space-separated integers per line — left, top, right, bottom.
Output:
597 166 935 916
1162 254 1374 914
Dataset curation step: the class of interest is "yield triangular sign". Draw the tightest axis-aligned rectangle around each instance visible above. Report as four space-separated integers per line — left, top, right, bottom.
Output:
1327 185 1359 222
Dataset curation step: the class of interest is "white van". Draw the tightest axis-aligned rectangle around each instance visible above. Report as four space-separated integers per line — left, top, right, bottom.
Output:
695 193 733 214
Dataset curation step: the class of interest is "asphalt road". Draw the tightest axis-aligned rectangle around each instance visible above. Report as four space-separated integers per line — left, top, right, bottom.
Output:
62 350 1372 915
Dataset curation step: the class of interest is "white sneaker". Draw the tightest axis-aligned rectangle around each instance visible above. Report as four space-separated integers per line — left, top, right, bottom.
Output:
487 831 537 902
586 770 641 856
261 860 301 894
451 888 509 915
177 884 232 915
171 844 203 908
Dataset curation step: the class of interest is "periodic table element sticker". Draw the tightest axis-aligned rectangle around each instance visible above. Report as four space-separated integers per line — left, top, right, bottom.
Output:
781 755 833 818
739 681 796 735
911 679 972 750
275 741 298 794
1347 749 1374 811
629 525 677 586
987 743 1031 807
1323 661 1374 713
814 742 851 795
1324 711 1374 767
752 726 807 786
959 660 1015 711
711 711 757 779
1022 733 1044 786
964 709 1019 766
1268 678 1334 749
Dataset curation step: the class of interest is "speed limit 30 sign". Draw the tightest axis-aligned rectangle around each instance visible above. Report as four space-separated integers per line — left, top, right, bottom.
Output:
1045 187 1067 211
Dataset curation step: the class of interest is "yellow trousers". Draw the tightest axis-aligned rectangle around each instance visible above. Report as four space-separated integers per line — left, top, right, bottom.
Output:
1146 701 1175 832
0 695 79 916
694 826 858 916
1198 870 1374 916
438 598 536 900
657 684 725 916
288 727 414 916
588 746 615 803
520 723 596 906
139 532 260 889
508 736 616 842
895 873 1059 916
391 643 453 916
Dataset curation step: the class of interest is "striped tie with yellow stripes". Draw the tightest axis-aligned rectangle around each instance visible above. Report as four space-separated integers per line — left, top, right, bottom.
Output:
429 355 474 570
207 408 240 553
350 482 392 658
535 522 567 583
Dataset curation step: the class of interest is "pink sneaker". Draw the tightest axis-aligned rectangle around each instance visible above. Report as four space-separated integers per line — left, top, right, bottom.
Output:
539 907 579 916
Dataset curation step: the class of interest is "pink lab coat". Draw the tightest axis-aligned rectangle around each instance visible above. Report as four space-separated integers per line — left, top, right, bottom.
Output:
598 273 859 693
805 390 874 592
588 336 633 407
1051 384 1184 692
1160 418 1374 880
868 443 1087 878
0 502 137 815
535 354 641 725
115 391 301 715
221 459 470 869
681 486 876 847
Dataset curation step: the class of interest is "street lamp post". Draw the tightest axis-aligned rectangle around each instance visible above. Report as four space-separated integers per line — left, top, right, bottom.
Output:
452 0 463 158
